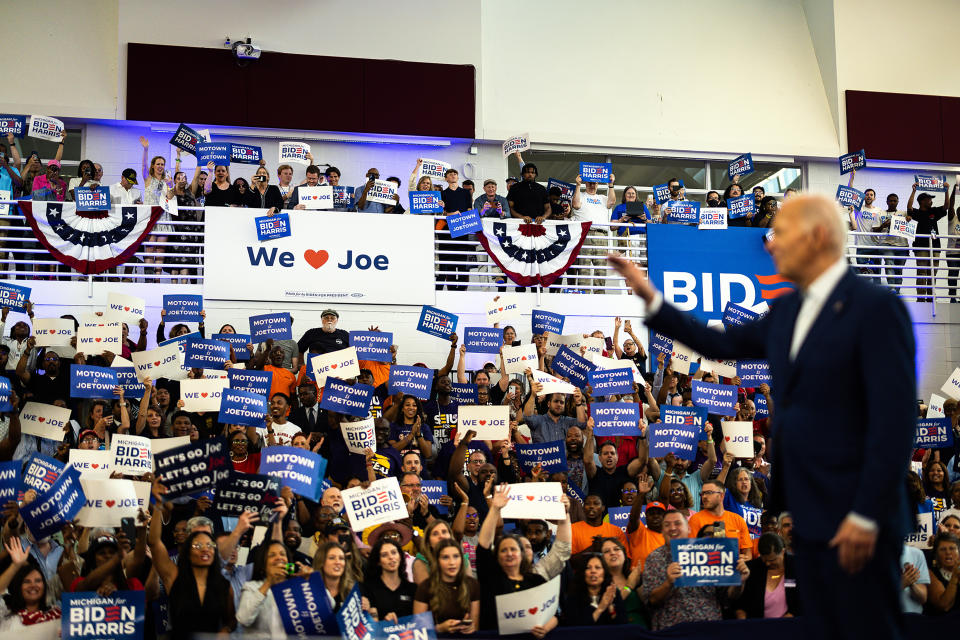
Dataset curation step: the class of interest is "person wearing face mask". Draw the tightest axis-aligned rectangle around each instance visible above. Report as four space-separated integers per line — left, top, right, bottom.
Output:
722 179 754 228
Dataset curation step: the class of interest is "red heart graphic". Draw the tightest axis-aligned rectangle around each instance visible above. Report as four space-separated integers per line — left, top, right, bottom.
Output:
95 338 101 342
303 249 329 269
526 495 535 501
154 361 161 366
498 307 504 312
123 306 130 311
528 607 539 615
105 500 115 507
37 417 45 422
331 364 338 369
725 436 731 441
97 324 104 327
91 463 99 469
201 393 208 398
478 420 486 425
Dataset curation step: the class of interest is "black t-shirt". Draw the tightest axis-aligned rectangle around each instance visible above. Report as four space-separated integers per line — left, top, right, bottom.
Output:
25 370 70 405
442 187 472 213
910 206 947 236
297 328 350 356
363 578 417 620
475 544 545 630
588 465 633 507
204 184 239 207
508 181 548 218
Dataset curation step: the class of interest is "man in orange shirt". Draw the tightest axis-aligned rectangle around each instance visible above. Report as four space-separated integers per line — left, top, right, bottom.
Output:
626 501 666 570
262 343 297 403
571 494 627 555
688 479 753 560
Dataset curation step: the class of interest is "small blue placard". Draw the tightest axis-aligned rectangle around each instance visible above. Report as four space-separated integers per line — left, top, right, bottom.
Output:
667 200 700 224
608 506 633 531
0 461 19 503
169 123 204 154
722 302 759 328
259 446 328 501
196 141 231 166
183 338 230 369
580 162 612 183
388 365 433 401
228 368 272 398
21 465 84 540
836 185 865 211
21 453 64 494
546 178 576 203
0 115 27 137
333 186 354 209
162 294 203 323
651 407 706 460
587 367 634 396
272 573 337 637
62 590 145 640
70 364 119 399
671 537 740 587
839 149 866 175
915 417 954 449
463 327 503 354
213 333 252 361
649 331 673 359
728 153 754 179
590 402 642 436
249 312 293 342
417 305 457 339
230 143 263 164
446 209 483 238
515 441 568 474
754 393 769 418
409 191 444 214
219 388 268 428
727 194 755 219
75 186 112 211
255 213 291 242
550 346 596 389
0 377 11 412
449 383 479 405
736 360 772 387
531 309 564 335
915 174 948 192
653 183 671 205
0 281 31 312
349 331 393 362
691 380 739 417
319 377 374 418
421 480 449 515
114 367 146 399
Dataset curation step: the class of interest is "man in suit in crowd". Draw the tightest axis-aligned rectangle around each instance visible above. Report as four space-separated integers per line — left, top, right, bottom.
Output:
608 193 915 639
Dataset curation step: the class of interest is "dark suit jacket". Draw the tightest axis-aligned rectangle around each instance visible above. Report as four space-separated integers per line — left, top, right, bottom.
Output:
647 269 915 541
736 554 801 618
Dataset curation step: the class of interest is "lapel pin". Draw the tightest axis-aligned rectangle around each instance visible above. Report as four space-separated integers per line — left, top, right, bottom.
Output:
833 300 844 313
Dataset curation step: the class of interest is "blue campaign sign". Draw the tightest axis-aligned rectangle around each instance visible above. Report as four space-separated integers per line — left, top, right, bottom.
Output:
260 445 327 500
230 143 262 164
169 123 204 154
349 331 393 362
590 402 641 436
531 309 564 335
255 213 291 242
333 186 354 208
836 185 865 211
647 224 789 323
446 209 483 238
0 377 10 412
449 383 479 405
409 190 444 214
667 201 700 224
651 407 706 460
21 453 64 494
0 460 20 504
337 585 374 640
649 331 673 359
219 388 268 427
214 333 252 361
212 472 280 520
421 480 449 515
839 149 866 175
74 186 112 211
249 312 293 341
915 173 948 192
692 380 738 416
319 378 374 418
653 183 671 204
0 281 31 312
736 360 771 387
671 537 740 587
463 327 503 354
728 153 754 179
114 367 146 399
273 573 338 637
608 506 633 531
183 338 230 369
376 613 438 640
580 162 612 183
196 141 231 166
722 302 760 328
727 193 755 219
21 465 84 540
162 294 203 323
0 115 27 137
154 438 231 499
389 365 433 401
754 393 769 417
547 178 576 203
587 368 634 396
417 305 457 339
515 441 568 474
550 346 596 389
915 418 954 448
159 330 201 352
63 590 145 640
70 365 119 399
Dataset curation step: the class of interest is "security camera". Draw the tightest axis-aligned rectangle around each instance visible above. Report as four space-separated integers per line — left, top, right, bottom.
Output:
232 39 261 60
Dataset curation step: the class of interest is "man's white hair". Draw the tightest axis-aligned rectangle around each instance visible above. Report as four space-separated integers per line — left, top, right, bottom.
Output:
790 193 848 257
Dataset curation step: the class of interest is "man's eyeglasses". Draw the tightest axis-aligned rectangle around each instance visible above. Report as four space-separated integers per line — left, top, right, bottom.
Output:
401 482 421 489
621 488 638 494
700 490 723 496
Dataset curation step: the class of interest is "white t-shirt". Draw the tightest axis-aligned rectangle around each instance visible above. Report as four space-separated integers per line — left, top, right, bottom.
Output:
572 191 609 227
899 544 930 614
109 182 141 205
257 421 301 447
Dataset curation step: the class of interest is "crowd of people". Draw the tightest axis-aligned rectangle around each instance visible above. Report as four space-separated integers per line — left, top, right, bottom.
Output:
0 295 956 639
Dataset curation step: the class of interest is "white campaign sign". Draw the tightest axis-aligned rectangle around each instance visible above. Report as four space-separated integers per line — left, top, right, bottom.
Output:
151 436 192 458
180 378 229 412
311 347 360 387
132 342 187 382
69 449 113 477
496 575 561 636
341 476 407 532
298 185 333 210
27 115 64 141
928 393 946 418
670 341 698 375
79 313 121 328
105 292 145 323
890 215 917 240
906 511 934 549
941 368 960 400
502 133 531 157
0 189 8 216
546 333 581 357
201 368 230 379
341 418 375 454
33 318 74 347
203 208 435 304
76 478 140 527
499 482 565 520
582 337 605 359
76 323 122 356
723 421 754 458
486 295 521 325
418 158 450 180
364 180 398 205
111 434 153 476
699 207 728 230
458 405 510 441
591 354 643 383
700 357 737 379
20 402 71 441
278 141 311 165
531 369 576 395
502 343 538 376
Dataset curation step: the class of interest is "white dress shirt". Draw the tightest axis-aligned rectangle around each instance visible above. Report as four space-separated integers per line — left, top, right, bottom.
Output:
789 257 848 360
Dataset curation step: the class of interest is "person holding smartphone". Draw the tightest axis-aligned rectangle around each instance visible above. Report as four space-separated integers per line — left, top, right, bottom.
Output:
247 161 284 214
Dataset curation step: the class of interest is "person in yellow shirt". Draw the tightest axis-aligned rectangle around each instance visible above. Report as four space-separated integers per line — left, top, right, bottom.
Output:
571 494 627 555
687 480 753 560
626 501 666 570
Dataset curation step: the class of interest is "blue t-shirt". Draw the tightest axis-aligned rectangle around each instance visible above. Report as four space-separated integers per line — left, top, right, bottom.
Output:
424 398 458 448
610 203 649 236
356 183 385 213
388 420 435 445
723 492 763 538
0 165 20 197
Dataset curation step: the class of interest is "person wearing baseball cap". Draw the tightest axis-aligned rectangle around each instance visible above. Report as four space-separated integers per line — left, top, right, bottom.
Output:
30 158 67 201
907 179 951 302
77 429 102 450
296 308 348 360
473 178 509 220
626 501 667 571
110 168 142 205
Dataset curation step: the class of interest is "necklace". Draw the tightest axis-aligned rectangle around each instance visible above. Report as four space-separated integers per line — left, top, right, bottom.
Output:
768 573 782 580
231 452 248 463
